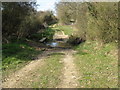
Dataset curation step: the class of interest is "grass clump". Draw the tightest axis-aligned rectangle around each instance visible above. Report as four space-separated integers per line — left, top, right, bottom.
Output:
74 41 118 88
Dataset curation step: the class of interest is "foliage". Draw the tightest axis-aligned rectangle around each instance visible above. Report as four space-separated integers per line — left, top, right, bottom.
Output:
87 2 118 43
2 2 58 43
29 27 55 42
56 2 77 25
2 2 37 43
37 11 58 26
56 2 118 43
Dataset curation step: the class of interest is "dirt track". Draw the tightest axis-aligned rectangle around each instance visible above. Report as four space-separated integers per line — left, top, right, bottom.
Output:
3 48 79 88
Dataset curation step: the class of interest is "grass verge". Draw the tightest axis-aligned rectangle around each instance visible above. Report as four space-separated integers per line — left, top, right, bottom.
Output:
74 41 118 88
2 41 43 79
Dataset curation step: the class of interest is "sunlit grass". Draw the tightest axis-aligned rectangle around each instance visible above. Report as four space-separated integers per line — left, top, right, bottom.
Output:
74 41 118 88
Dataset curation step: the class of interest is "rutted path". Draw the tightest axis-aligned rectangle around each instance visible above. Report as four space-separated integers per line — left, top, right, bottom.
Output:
2 49 63 88
58 49 79 88
3 30 79 88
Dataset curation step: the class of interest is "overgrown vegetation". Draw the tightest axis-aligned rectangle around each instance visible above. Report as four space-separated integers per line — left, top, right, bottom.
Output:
56 2 118 43
2 2 36 43
2 2 57 43
28 27 55 42
74 41 118 88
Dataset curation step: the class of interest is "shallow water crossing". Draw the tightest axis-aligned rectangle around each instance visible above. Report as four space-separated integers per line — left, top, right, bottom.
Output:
46 41 71 48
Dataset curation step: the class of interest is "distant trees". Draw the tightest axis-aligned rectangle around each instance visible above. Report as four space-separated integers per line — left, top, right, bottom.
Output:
56 2 118 43
56 2 77 25
36 11 58 26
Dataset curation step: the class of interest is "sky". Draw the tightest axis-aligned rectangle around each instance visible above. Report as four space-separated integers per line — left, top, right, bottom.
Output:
36 0 61 12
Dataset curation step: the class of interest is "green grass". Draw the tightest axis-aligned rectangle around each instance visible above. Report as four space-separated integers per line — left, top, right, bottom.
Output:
52 25 74 35
2 41 43 78
30 27 55 42
19 52 64 88
74 41 118 88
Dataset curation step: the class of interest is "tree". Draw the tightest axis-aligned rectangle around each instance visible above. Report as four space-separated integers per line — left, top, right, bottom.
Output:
2 2 37 43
